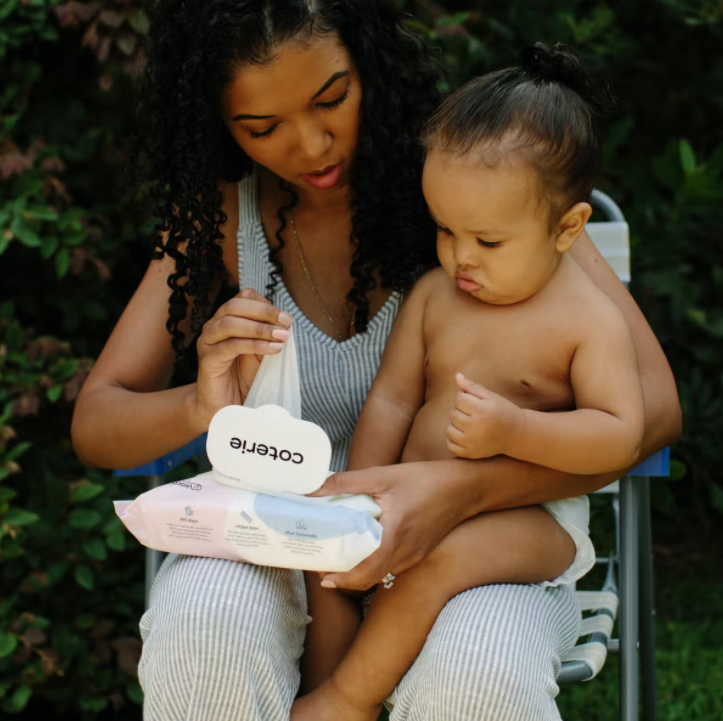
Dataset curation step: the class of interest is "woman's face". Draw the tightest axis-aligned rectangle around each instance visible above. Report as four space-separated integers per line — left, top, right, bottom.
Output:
221 34 362 193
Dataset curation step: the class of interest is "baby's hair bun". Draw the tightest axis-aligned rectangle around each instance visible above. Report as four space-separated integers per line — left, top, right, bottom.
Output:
521 42 616 120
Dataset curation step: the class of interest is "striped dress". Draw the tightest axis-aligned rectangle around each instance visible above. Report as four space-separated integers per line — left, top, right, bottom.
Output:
138 173 582 721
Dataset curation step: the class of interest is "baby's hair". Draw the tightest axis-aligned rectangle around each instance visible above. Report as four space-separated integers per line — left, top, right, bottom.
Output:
421 43 616 227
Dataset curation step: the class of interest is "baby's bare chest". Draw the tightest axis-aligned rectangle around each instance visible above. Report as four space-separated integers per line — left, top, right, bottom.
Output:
423 297 578 412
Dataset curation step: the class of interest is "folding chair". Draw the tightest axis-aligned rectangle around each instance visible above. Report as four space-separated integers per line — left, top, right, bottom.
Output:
114 189 669 721
554 190 669 721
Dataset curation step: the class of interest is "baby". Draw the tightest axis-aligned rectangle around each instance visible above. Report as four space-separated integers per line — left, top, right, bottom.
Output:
291 43 644 721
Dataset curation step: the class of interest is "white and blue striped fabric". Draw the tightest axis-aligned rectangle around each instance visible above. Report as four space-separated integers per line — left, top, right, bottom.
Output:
138 173 582 720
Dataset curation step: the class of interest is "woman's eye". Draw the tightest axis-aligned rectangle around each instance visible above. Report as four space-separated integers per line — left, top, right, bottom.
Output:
477 238 501 248
250 124 279 139
317 90 349 110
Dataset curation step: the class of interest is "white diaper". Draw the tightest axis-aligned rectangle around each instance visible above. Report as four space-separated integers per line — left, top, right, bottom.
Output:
539 495 595 587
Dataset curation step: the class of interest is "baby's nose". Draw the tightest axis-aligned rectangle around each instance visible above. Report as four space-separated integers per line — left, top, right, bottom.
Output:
453 240 479 267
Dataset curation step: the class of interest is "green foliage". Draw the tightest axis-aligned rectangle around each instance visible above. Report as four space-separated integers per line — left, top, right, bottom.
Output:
0 0 720 718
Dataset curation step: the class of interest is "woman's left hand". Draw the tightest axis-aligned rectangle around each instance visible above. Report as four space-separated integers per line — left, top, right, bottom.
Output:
308 461 471 592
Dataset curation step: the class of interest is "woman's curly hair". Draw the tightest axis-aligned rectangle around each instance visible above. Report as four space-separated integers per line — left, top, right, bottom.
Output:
132 0 442 374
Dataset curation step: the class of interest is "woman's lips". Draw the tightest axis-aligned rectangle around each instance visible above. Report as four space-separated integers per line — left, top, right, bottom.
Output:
456 275 482 293
301 162 344 190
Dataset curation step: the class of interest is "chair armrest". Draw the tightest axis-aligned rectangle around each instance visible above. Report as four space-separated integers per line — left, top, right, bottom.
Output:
628 447 669 477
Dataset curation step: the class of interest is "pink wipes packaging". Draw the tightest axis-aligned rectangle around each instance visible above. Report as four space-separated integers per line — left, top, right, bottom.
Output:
114 328 384 572
114 471 382 572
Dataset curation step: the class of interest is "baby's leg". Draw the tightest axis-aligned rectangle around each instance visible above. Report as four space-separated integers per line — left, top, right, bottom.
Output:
293 506 575 721
299 571 363 695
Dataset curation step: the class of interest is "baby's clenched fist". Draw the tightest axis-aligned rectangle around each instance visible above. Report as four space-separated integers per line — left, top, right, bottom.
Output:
446 373 524 459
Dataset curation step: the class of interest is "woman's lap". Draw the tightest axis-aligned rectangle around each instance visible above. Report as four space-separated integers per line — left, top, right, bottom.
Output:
139 556 580 721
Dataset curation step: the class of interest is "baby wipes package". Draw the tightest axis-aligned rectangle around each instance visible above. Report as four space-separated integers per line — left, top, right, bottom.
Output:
114 471 382 572
114 327 384 572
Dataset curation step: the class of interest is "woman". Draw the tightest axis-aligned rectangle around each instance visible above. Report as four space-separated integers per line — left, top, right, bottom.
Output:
71 1 681 719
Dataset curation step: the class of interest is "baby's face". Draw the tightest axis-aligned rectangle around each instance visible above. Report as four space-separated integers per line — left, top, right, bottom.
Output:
423 149 563 306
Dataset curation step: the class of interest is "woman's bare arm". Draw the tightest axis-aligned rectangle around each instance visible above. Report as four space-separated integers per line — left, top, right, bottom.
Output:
71 248 212 469
570 231 682 453
72 180 290 469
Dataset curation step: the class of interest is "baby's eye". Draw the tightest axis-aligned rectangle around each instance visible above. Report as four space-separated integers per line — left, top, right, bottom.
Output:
436 225 452 235
477 238 501 248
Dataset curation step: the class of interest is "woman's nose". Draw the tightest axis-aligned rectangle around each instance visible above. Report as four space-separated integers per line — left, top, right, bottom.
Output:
296 117 332 164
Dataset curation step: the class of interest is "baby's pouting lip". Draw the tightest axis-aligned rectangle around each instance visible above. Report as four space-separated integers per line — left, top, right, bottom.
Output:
455 271 482 293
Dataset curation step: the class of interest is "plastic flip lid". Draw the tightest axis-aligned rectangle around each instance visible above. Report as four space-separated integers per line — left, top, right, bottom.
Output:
206 405 332 495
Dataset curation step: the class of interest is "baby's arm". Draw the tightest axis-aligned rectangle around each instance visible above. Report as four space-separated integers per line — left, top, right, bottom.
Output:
345 273 432 471
448 304 645 474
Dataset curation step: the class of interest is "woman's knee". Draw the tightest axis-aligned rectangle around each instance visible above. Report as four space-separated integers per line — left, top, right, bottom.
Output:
394 585 577 721
140 556 309 693
420 648 558 721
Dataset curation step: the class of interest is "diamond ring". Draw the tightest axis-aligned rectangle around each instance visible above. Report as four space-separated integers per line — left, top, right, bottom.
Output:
382 572 395 589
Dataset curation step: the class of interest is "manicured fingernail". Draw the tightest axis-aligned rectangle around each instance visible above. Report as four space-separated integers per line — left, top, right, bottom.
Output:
278 312 293 328
269 342 284 351
320 580 337 589
271 329 290 341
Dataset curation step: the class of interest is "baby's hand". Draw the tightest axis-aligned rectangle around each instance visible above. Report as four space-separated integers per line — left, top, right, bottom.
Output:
446 373 523 459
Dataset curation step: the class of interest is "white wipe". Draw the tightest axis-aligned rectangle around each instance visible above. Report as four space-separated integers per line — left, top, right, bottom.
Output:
115 471 382 573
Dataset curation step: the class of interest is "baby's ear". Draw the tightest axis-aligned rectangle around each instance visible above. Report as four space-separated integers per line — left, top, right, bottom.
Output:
555 202 593 253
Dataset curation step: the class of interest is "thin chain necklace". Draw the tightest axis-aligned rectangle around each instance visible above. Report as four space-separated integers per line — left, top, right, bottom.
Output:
289 209 354 342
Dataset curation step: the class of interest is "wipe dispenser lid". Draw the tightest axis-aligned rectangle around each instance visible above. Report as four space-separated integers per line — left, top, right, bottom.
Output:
206 405 332 495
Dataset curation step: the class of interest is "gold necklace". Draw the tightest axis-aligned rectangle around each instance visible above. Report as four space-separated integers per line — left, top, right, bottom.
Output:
289 209 354 342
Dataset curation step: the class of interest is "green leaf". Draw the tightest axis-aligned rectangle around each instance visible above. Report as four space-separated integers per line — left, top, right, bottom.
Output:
47 561 69 584
55 248 71 278
4 510 39 526
2 685 32 714
0 594 16 617
668 459 687 481
46 385 63 403
0 302 14 320
72 483 105 503
67 508 102 529
106 531 126 552
679 139 696 176
82 538 107 561
0 487 18 502
10 216 41 248
26 206 58 222
709 483 723 515
40 235 59 259
436 12 470 28
0 633 18 658
75 564 94 591
129 8 150 34
80 698 108 712
6 441 31 461
127 680 144 705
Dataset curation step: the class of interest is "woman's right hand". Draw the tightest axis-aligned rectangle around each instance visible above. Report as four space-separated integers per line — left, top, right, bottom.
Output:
194 287 293 428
